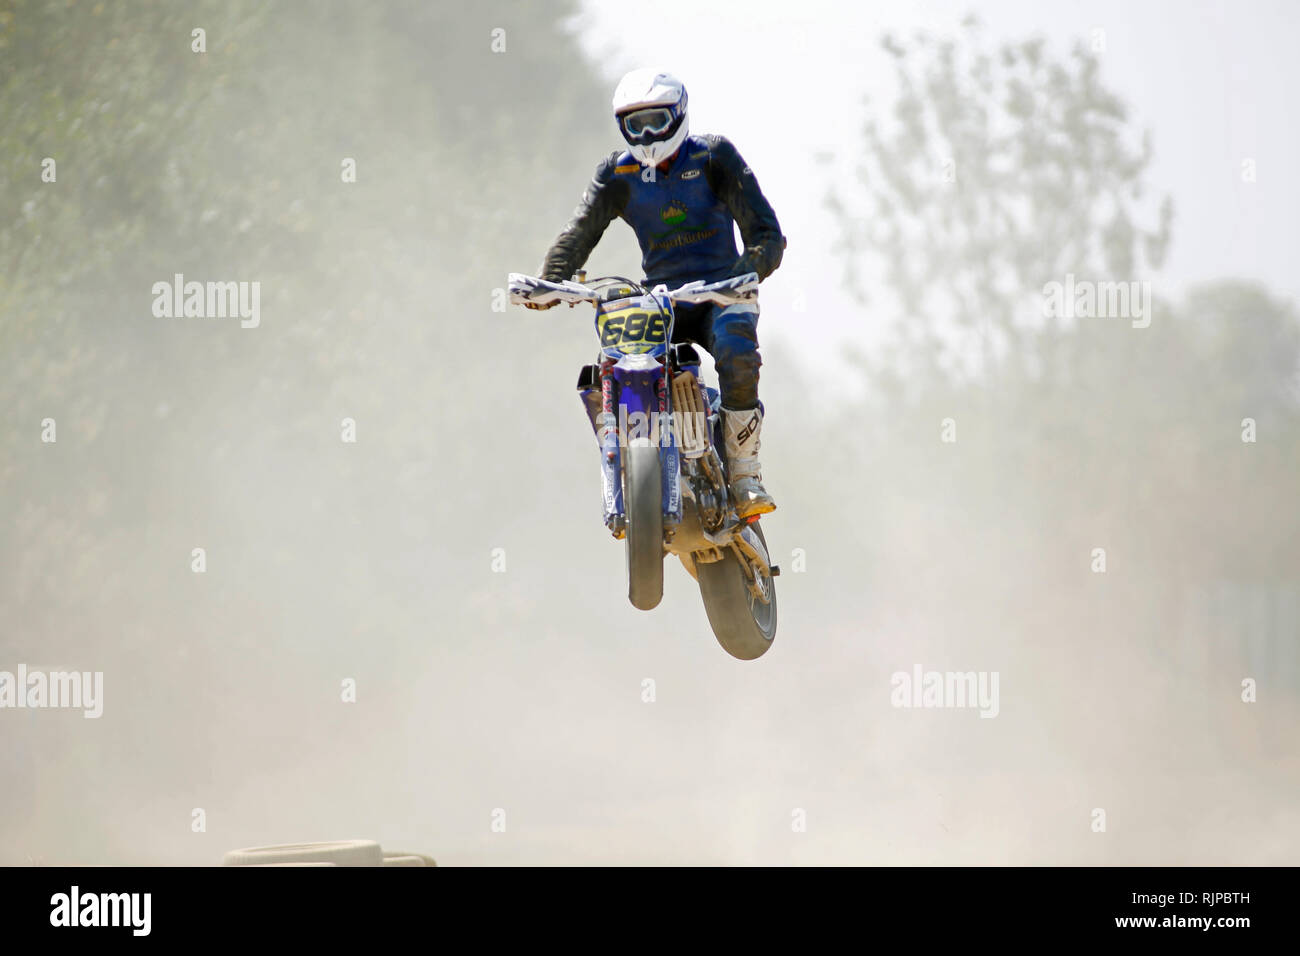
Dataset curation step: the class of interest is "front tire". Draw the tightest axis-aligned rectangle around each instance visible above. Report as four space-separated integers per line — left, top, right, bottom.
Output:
696 523 777 660
624 441 664 610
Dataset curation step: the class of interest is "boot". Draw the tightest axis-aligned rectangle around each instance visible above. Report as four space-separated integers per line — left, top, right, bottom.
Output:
723 406 776 519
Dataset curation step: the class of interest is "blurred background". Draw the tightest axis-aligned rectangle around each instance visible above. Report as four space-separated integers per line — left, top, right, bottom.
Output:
1 0 1296 865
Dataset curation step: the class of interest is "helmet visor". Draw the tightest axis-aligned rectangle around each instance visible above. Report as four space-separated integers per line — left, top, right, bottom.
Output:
620 107 675 138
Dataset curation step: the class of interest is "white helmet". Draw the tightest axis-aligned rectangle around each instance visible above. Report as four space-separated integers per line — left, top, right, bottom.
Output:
612 69 689 168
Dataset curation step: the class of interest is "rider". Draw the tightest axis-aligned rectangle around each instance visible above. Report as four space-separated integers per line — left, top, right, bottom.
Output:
528 68 786 518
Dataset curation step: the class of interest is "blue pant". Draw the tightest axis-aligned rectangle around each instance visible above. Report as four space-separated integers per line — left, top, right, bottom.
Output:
672 301 761 410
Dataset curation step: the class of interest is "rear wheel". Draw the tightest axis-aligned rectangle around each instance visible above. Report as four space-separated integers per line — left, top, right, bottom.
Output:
696 523 777 660
624 441 664 610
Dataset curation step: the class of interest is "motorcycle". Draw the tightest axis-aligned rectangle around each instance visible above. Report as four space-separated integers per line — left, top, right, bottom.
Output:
508 271 778 660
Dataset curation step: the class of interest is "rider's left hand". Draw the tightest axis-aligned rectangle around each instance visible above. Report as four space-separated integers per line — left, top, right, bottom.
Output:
729 250 760 280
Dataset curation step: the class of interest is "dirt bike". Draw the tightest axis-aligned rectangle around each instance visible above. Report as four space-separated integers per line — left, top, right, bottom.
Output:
508 270 778 660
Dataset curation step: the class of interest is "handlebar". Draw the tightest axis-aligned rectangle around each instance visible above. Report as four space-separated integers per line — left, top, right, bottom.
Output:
508 272 759 309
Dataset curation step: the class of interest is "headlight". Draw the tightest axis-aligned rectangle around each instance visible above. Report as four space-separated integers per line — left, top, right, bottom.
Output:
616 353 661 371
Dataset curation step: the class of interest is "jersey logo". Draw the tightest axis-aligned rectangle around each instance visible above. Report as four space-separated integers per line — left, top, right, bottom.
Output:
681 169 700 180
650 199 719 251
660 200 688 225
614 163 640 174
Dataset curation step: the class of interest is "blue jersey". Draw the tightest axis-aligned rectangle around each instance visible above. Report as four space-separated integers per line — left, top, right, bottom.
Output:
541 134 785 289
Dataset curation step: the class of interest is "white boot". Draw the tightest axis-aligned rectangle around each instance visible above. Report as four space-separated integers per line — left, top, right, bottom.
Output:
723 407 776 519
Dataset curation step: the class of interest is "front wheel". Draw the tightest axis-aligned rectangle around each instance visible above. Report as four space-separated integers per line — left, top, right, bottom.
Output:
624 441 664 610
696 523 777 660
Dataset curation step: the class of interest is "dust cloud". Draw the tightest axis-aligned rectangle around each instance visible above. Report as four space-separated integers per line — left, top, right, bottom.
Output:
1 1 1295 865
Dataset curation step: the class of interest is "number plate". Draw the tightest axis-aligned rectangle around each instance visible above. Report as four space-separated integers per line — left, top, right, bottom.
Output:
595 303 668 355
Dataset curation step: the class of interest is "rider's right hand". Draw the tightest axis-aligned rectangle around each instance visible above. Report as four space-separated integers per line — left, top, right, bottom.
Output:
523 300 557 310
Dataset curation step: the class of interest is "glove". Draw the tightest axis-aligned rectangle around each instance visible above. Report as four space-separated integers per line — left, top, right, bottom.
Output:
523 299 557 311
729 250 761 280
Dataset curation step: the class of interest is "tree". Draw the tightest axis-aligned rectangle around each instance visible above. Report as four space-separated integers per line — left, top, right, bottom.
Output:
828 17 1174 384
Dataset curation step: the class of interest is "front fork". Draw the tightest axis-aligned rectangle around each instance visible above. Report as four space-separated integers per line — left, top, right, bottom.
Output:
584 360 682 538
597 359 624 536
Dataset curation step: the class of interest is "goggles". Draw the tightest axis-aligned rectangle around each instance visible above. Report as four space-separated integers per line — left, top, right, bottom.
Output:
620 106 676 138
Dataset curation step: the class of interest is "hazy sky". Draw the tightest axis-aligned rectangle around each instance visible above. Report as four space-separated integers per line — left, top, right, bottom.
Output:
574 0 1299 382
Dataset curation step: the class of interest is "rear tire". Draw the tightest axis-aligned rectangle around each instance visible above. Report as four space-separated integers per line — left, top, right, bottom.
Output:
624 441 664 610
696 523 777 660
